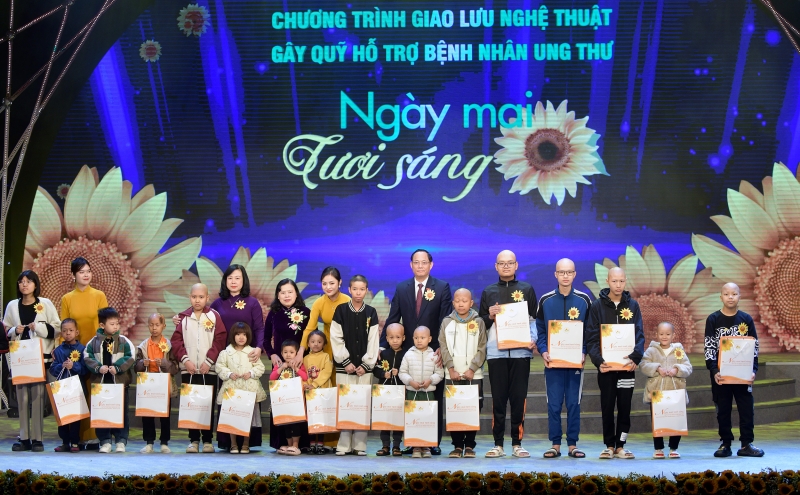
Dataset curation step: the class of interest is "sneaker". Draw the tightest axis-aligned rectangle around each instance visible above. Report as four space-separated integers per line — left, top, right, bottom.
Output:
31 441 44 452
98 443 112 454
70 444 80 453
422 448 432 458
12 440 31 452
160 444 171 454
714 444 732 457
412 448 422 458
186 442 199 453
115 442 126 453
737 444 764 457
202 443 215 453
230 447 239 454
140 444 154 453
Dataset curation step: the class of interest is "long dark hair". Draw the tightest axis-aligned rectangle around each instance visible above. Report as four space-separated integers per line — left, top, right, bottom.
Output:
219 264 251 299
16 270 41 299
270 278 306 312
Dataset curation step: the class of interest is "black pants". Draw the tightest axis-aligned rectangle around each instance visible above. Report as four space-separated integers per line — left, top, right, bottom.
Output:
712 378 755 445
282 422 303 438
380 430 403 448
181 374 216 443
487 358 529 447
58 422 81 445
143 415 171 444
598 370 635 449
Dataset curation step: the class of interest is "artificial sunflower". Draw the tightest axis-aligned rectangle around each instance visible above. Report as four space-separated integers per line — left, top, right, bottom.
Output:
568 307 580 319
466 320 478 334
738 322 749 335
33 302 45 314
493 99 607 205
280 369 293 380
202 319 214 331
674 348 684 360
24 166 201 343
380 360 391 371
424 288 435 301
158 340 169 353
69 350 81 362
619 308 634 321
234 300 246 310
511 290 524 302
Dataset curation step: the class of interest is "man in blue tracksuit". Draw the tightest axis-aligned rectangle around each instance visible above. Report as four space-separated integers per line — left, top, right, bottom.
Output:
535 258 591 459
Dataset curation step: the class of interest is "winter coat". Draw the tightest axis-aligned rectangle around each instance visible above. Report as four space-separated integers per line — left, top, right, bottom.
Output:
639 341 693 403
215 345 267 404
134 338 180 398
399 346 444 392
439 309 487 379
171 306 227 375
84 329 135 385
585 288 646 368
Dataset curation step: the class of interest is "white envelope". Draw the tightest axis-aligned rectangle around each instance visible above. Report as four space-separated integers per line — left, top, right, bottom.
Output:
178 382 214 430
371 385 405 431
719 336 756 384
90 382 125 429
547 320 584 368
306 387 338 434
651 389 688 437
600 324 635 370
495 302 532 350
47 373 90 426
217 389 257 437
135 372 171 417
8 339 46 385
269 377 307 425
336 383 371 430
445 384 480 431
404 400 438 447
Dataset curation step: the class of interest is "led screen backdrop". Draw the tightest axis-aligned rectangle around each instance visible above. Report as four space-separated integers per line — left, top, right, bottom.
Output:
22 0 800 351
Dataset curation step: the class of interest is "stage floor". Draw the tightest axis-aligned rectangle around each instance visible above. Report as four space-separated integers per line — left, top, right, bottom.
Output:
1 416 796 477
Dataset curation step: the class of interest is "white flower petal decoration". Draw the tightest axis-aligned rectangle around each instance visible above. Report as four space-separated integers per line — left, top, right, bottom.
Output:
691 162 800 350
24 165 202 343
139 40 162 63
177 4 210 37
493 100 607 205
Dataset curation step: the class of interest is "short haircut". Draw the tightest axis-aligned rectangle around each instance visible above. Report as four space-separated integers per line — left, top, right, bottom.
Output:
61 318 78 329
349 274 368 287
410 249 432 262
270 278 306 312
657 322 675 332
220 264 251 299
70 257 90 276
98 307 120 324
149 313 166 325
228 322 253 346
281 339 300 353
320 266 342 282
306 330 327 347
16 270 42 299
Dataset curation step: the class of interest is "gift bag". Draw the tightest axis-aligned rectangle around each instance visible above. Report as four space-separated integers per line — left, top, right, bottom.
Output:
46 371 89 426
336 383 371 430
404 398 438 447
269 377 306 425
445 384 480 431
651 388 688 437
217 389 257 436
135 372 172 417
719 336 756 384
371 384 405 431
8 339 45 385
305 387 338 434
90 380 125 429
178 380 214 430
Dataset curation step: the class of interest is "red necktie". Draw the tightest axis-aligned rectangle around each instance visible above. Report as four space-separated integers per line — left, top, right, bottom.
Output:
415 283 423 317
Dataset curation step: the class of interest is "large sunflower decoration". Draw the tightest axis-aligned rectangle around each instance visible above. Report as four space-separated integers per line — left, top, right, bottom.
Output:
691 163 797 350
24 166 202 343
493 100 608 205
584 245 721 352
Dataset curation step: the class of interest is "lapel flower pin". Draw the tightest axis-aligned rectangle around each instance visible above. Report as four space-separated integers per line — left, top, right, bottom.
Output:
234 300 246 310
568 307 580 320
33 302 45 314
511 290 524 302
619 308 633 321
424 288 435 301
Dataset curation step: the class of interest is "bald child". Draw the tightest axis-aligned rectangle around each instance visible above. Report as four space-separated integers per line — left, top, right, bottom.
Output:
373 323 407 456
170 282 228 453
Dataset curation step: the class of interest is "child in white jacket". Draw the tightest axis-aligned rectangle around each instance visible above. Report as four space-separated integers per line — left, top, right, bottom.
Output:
215 322 266 454
399 326 444 458
639 322 693 459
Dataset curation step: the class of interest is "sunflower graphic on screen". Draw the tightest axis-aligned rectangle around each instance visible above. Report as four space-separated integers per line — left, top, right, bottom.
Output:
493 100 608 205
737 323 749 336
619 308 633 321
404 401 417 414
568 307 580 320
651 390 663 404
338 384 351 396
549 321 562 334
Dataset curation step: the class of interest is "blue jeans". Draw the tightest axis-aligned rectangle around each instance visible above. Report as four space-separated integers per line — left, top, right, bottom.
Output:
96 386 129 445
544 367 583 446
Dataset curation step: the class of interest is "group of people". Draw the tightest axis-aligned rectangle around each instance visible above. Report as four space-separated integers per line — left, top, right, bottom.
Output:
0 248 764 460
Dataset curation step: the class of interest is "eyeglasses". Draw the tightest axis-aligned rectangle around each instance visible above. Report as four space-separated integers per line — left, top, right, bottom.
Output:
496 262 517 268
556 271 576 276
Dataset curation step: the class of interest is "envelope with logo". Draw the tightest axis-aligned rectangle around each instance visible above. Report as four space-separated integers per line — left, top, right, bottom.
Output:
135 372 171 417
336 383 371 430
178 382 214 430
269 377 306 425
371 384 405 431
547 320 584 368
444 384 479 431
46 373 90 426
305 387 338 433
718 336 756 384
651 389 688 437
404 400 438 446
217 389 257 436
90 382 125 429
600 324 635 371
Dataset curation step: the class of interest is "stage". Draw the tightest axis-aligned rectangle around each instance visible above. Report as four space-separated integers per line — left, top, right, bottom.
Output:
1 416 796 477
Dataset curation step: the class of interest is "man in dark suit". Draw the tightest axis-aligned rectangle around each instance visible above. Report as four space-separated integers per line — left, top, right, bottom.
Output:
383 248 452 454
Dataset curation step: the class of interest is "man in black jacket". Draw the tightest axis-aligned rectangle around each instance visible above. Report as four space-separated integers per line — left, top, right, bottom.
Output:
585 267 645 460
384 249 452 454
